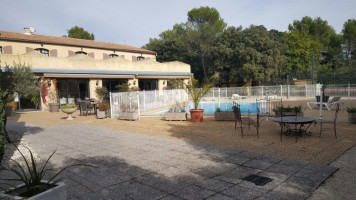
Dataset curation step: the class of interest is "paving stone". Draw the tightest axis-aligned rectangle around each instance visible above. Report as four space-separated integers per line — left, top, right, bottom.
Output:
159 195 184 200
266 163 302 176
173 185 216 200
194 178 234 192
224 155 251 165
270 182 310 200
254 154 284 164
221 185 267 200
238 151 262 159
243 159 275 170
279 158 309 168
215 166 261 184
205 193 236 200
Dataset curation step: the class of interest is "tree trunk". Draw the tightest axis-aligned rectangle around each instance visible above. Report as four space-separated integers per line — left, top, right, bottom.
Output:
201 55 207 80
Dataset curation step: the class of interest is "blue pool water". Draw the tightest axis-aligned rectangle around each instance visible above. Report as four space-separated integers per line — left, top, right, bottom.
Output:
156 101 259 114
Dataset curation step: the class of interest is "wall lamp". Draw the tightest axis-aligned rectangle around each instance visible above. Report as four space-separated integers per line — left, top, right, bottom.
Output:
133 80 136 85
96 80 99 86
163 80 166 85
47 79 51 86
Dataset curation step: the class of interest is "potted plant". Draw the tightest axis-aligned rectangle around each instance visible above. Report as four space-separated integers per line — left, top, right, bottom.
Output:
184 77 212 122
164 106 187 121
60 104 77 120
119 103 139 121
347 107 356 124
95 87 108 102
214 107 235 121
273 105 303 117
316 84 329 103
0 145 95 200
97 103 110 119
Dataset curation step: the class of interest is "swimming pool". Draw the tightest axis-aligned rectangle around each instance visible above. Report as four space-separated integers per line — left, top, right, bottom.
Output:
156 101 259 114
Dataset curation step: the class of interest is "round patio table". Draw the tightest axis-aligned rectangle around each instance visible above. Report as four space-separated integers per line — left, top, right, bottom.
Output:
272 116 315 141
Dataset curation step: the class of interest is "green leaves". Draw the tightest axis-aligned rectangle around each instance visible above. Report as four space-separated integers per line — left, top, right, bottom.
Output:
184 77 213 110
65 26 95 40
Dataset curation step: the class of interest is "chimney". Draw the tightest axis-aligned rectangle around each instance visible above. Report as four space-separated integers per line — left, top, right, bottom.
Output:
24 27 34 35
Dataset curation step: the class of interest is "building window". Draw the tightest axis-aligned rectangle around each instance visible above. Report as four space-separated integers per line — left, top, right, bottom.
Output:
75 51 87 55
137 56 145 60
0 46 2 54
109 54 118 58
35 48 49 56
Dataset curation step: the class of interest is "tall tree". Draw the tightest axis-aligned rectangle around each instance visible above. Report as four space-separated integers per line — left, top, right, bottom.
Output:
285 30 322 78
65 26 95 40
288 16 341 60
185 6 226 81
342 19 356 60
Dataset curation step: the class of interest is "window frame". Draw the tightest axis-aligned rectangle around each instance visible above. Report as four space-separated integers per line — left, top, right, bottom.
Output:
109 54 118 58
35 48 49 56
75 51 88 55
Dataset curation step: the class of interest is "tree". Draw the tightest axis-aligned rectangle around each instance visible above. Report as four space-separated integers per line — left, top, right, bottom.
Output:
0 63 14 143
11 62 40 110
342 19 356 60
65 26 95 40
285 30 322 78
185 6 226 81
288 16 341 61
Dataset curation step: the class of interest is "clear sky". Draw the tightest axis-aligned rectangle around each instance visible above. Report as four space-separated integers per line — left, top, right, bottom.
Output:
1 0 355 48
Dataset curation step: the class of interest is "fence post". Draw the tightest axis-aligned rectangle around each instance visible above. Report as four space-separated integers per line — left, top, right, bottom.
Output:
348 83 351 100
218 88 221 109
262 86 264 98
143 90 146 111
137 92 140 120
280 85 283 98
226 87 228 98
109 92 113 118
213 88 215 100
305 85 308 98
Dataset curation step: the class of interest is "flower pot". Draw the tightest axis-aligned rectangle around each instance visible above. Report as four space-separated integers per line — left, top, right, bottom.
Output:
61 107 77 120
5 106 12 116
119 111 139 121
214 111 235 121
0 180 66 200
190 109 204 122
348 113 356 124
49 103 60 112
97 110 107 119
164 112 187 121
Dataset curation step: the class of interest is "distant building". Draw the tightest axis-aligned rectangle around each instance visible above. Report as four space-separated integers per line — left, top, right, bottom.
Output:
0 28 191 110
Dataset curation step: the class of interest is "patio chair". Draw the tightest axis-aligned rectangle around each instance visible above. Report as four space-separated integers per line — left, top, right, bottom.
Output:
232 94 247 100
233 103 259 138
307 96 342 111
68 98 75 104
79 101 92 116
59 97 67 106
319 103 340 138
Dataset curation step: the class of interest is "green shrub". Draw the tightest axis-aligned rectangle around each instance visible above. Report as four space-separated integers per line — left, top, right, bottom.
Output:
98 103 110 111
273 105 302 114
347 107 356 113
115 83 130 92
0 95 6 163
61 104 77 109
95 87 108 100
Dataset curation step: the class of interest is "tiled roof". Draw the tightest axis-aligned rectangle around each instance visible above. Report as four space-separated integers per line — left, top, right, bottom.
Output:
0 30 156 55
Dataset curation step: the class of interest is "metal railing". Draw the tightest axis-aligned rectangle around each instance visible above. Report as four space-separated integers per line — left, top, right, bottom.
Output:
110 84 356 119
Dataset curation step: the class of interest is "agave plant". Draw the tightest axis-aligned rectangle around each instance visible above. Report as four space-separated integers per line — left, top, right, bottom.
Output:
184 77 213 110
0 144 95 197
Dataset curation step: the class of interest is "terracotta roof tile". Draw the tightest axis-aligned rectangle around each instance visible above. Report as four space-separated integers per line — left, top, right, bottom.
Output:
0 30 156 55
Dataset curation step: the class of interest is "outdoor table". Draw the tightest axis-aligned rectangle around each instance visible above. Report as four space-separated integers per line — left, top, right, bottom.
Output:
272 116 316 140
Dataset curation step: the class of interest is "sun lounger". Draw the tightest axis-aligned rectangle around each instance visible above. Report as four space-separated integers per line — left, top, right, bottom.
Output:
307 96 343 111
232 94 248 100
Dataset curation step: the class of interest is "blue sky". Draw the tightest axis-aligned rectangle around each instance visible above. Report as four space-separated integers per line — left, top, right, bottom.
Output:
1 0 355 48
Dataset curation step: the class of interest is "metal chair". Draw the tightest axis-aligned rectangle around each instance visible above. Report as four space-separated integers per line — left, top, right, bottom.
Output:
319 103 340 138
233 102 259 138
79 101 92 116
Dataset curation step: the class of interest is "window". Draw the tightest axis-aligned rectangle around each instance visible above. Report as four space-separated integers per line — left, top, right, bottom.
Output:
109 54 118 58
137 56 145 60
0 46 2 54
35 48 49 56
75 51 87 55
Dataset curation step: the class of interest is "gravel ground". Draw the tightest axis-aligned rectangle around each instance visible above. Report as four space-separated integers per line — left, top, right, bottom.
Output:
6 99 356 165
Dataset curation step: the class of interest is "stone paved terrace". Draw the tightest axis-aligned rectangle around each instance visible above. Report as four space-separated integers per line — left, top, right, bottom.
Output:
2 122 338 200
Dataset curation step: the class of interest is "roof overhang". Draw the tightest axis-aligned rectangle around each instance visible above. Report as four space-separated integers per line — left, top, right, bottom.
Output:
32 68 193 79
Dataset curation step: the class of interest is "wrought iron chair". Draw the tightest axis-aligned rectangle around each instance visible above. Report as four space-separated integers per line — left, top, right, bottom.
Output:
319 103 340 138
233 102 260 138
79 101 92 116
